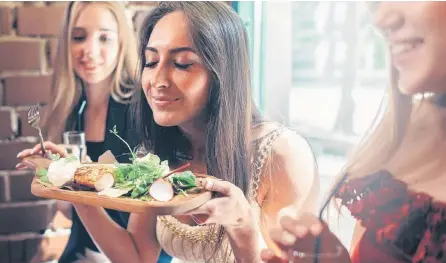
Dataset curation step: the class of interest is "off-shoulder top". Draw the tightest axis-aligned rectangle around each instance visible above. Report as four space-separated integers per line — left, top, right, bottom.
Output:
336 170 446 263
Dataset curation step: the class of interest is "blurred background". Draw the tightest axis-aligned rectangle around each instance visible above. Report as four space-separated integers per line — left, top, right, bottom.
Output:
236 1 387 248
0 1 387 262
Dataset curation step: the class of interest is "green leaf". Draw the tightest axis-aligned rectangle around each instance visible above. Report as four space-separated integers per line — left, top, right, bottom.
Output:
108 124 184 200
64 155 79 164
171 171 197 189
36 168 50 183
36 168 47 177
50 153 61 161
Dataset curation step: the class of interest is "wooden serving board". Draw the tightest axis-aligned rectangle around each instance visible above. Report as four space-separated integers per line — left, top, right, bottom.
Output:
25 155 213 215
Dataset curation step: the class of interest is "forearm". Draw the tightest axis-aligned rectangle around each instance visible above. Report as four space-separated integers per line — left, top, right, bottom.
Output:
127 211 162 262
226 223 262 263
56 200 73 220
73 204 142 263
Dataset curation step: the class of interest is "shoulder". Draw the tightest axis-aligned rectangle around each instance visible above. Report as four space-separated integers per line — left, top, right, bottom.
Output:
273 127 315 165
269 126 318 190
253 122 316 171
255 122 319 213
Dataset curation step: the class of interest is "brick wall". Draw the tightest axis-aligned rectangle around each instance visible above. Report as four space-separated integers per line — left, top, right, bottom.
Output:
0 2 158 262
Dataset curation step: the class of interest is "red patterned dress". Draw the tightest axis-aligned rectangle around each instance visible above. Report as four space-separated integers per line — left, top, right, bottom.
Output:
336 170 446 263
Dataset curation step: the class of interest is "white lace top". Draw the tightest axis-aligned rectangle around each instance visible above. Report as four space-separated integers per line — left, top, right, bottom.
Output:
155 126 285 263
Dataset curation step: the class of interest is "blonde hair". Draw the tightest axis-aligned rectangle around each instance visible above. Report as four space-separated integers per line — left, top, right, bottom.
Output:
43 1 137 141
344 67 412 177
324 64 413 212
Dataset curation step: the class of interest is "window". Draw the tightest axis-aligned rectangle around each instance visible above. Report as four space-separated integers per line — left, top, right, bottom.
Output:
236 1 389 247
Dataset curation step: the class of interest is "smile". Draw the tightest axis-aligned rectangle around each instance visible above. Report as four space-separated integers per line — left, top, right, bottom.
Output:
152 97 180 107
83 64 99 71
390 40 422 56
389 38 423 69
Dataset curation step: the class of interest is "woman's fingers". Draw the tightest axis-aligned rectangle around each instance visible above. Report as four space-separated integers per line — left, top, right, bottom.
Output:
198 178 237 196
17 141 68 160
16 141 70 170
39 141 68 157
268 213 327 259
15 158 38 170
182 198 229 225
16 148 37 159
269 226 297 248
260 249 286 263
267 213 350 263
280 214 324 238
15 163 27 170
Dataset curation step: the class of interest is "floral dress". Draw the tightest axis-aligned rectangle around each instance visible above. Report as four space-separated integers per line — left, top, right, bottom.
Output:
336 170 446 263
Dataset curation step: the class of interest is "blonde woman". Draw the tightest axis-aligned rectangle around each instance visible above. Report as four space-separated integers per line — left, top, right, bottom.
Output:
261 2 446 263
17 2 172 262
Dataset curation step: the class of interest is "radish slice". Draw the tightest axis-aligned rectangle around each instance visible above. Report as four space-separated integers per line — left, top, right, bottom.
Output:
94 173 115 192
149 178 174 202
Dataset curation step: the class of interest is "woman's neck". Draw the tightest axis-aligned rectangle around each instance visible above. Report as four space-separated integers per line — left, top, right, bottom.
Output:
178 119 206 162
84 78 112 109
385 99 446 177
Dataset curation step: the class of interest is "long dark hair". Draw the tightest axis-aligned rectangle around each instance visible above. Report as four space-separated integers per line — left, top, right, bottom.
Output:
132 2 262 196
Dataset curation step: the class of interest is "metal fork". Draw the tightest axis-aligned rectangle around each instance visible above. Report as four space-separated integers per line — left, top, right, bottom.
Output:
28 103 46 156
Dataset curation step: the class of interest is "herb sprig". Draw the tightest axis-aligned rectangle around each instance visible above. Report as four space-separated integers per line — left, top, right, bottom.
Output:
110 126 197 199
110 126 168 198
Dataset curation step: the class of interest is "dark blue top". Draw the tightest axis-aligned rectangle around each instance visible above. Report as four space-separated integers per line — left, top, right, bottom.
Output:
58 98 172 263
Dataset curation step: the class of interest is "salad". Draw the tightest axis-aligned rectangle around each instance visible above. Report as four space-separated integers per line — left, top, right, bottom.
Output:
35 126 199 202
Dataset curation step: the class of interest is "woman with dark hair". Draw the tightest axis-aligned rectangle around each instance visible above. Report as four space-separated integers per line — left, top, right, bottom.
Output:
28 2 319 262
261 2 446 263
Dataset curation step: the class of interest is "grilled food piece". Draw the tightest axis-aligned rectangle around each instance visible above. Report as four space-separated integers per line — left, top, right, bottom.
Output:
73 165 115 191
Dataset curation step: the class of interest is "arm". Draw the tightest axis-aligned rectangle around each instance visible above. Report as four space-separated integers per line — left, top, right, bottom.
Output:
74 204 161 263
218 130 319 262
56 201 73 220
259 130 320 252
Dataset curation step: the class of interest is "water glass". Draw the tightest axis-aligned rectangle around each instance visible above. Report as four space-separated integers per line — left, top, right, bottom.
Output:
63 131 86 161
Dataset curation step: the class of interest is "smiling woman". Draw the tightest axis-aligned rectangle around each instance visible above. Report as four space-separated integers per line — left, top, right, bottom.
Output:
141 11 211 129
67 2 319 263
33 2 141 263
15 1 177 263
70 4 120 85
261 2 446 263
43 1 137 142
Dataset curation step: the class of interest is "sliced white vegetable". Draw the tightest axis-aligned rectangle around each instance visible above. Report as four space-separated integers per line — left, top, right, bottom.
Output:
94 173 115 192
149 178 174 202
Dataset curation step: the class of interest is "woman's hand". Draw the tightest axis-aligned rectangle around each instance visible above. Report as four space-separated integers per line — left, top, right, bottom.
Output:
184 178 254 229
260 213 351 263
16 141 69 170
16 141 92 170
184 178 260 262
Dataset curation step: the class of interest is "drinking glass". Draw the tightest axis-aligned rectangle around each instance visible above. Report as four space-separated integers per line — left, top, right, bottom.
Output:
63 131 86 161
